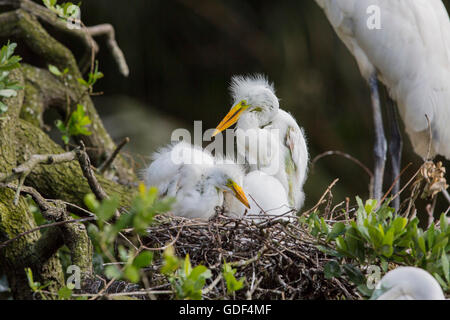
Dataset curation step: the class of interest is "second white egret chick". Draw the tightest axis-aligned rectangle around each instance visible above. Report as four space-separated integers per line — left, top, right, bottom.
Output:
371 267 445 300
213 74 309 211
226 171 293 222
144 142 250 220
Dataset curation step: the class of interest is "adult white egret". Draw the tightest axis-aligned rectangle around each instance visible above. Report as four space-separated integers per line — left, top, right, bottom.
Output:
213 75 309 211
371 267 445 300
144 142 250 219
314 0 450 209
226 170 293 222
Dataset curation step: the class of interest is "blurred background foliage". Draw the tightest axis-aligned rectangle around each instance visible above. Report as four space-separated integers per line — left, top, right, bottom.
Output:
73 0 450 214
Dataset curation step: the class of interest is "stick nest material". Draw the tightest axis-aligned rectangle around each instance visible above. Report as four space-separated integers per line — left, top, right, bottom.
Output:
138 213 360 300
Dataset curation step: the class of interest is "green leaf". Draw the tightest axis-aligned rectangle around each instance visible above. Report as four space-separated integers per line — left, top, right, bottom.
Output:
343 264 365 285
323 260 342 279
77 78 89 87
442 252 449 283
368 225 384 248
189 265 211 282
161 246 181 275
357 284 373 297
427 223 435 250
336 236 348 252
380 244 394 258
364 199 377 214
391 216 408 235
182 254 192 277
84 193 99 212
433 273 448 290
123 265 140 283
48 64 62 76
0 101 7 114
383 228 395 247
104 265 122 280
345 227 364 261
418 236 427 254
223 263 244 293
327 222 346 241
95 196 119 223
58 286 72 300
316 245 340 257
133 251 153 268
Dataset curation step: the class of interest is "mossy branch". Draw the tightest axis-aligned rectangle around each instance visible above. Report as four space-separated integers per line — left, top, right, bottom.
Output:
0 7 134 181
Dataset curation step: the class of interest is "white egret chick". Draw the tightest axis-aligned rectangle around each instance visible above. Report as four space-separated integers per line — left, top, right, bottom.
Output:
213 75 309 211
226 171 293 222
314 0 450 209
371 267 445 300
144 142 250 219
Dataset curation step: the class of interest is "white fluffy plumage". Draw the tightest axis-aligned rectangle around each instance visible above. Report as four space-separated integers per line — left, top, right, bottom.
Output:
226 171 292 222
315 0 450 159
226 74 309 210
371 267 445 300
144 142 246 219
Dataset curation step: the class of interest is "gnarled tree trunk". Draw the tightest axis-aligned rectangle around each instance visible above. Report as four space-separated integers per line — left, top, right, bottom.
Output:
0 0 136 299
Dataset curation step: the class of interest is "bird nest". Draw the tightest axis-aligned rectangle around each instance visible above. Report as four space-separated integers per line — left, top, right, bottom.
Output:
139 213 361 300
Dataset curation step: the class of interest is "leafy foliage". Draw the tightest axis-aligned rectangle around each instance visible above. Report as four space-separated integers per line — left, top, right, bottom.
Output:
86 184 174 284
161 246 212 300
42 0 80 21
302 197 450 294
222 262 245 294
77 60 104 93
48 64 69 77
0 42 22 115
55 104 92 144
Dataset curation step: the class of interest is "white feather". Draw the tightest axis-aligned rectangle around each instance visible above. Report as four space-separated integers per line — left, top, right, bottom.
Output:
372 267 445 300
144 142 245 219
315 0 450 159
229 74 309 210
227 171 292 222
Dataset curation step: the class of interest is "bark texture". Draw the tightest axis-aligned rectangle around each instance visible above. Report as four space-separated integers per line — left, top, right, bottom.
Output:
0 1 136 299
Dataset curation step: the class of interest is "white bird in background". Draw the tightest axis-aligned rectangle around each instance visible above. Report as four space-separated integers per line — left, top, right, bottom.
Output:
371 267 445 300
314 0 450 209
213 75 309 211
226 170 293 222
144 142 250 219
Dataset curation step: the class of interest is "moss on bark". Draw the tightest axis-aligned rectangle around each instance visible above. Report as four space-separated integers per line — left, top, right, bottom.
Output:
14 119 135 209
0 69 64 299
0 2 138 299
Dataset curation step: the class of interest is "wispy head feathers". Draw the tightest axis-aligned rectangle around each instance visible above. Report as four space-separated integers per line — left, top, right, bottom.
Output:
229 74 276 102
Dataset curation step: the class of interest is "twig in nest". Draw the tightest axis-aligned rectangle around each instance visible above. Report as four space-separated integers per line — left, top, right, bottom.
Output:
97 137 130 174
301 178 339 217
141 213 359 300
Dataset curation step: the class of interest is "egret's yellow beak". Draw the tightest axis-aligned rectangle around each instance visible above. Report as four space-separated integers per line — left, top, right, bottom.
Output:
227 180 250 209
212 101 249 137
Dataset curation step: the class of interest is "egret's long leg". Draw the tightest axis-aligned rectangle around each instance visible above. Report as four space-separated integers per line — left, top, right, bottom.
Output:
386 96 403 211
369 74 387 201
